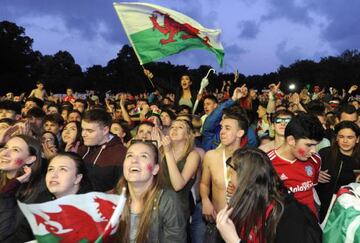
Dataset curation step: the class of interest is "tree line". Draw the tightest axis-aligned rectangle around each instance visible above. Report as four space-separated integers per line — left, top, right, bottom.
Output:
1 20 359 95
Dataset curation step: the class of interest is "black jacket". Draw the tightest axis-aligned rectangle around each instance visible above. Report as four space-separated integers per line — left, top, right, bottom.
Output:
148 189 187 243
275 194 322 243
316 146 360 222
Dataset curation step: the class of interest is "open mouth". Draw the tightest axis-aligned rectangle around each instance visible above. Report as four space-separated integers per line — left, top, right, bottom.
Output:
48 181 59 186
129 167 141 172
0 159 10 163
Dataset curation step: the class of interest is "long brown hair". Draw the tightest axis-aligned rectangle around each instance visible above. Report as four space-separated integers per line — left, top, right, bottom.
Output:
229 147 285 243
0 135 43 202
114 141 163 243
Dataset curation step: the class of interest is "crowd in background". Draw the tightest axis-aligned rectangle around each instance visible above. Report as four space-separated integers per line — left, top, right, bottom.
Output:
0 69 360 243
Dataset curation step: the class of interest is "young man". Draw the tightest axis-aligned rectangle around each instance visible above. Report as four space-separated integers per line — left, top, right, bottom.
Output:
200 106 249 240
43 113 65 138
22 97 44 117
63 88 76 103
78 108 126 192
268 113 324 217
0 100 21 121
28 80 48 101
337 104 358 123
67 109 82 122
73 99 87 113
259 110 293 153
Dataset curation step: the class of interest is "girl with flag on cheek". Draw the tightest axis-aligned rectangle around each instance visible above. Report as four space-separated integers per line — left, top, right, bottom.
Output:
0 135 44 242
115 141 186 243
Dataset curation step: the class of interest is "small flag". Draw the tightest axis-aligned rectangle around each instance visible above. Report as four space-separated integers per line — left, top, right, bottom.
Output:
113 2 224 66
323 183 360 243
18 191 126 243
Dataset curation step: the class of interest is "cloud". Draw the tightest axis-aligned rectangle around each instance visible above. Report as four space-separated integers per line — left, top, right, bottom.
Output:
262 0 313 26
275 41 304 65
309 1 360 52
237 20 260 39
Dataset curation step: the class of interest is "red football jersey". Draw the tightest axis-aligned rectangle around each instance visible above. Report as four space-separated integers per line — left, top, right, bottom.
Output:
268 149 321 216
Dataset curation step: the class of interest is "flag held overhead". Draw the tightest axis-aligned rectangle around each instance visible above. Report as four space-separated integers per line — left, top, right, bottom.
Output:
113 2 224 66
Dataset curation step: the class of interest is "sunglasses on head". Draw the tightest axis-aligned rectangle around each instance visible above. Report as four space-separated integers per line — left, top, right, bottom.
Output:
274 117 291 124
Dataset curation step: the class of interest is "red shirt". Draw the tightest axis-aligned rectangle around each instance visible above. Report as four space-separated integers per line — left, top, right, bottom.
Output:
267 149 321 216
64 95 76 103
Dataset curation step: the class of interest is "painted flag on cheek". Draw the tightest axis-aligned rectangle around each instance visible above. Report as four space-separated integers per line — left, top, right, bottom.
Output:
18 191 126 243
113 2 224 66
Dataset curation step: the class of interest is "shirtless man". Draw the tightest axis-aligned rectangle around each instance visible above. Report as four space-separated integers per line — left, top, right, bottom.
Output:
259 110 293 153
28 80 48 101
200 105 249 225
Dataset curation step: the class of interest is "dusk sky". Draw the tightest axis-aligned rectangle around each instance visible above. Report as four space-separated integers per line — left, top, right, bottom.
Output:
2 0 360 75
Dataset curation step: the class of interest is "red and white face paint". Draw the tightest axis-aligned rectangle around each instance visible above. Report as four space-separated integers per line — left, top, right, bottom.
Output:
0 137 33 177
291 138 319 161
123 143 159 184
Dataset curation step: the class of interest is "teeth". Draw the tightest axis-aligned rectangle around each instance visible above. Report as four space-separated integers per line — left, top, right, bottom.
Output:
130 167 141 172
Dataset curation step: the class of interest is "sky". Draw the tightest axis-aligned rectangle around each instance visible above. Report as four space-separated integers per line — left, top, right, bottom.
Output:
1 0 360 75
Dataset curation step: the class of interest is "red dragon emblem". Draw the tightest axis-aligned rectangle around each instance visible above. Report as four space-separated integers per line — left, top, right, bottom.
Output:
34 197 116 242
149 10 210 46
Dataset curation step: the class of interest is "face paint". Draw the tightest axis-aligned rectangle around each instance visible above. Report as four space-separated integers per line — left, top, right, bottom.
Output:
146 163 154 172
16 159 25 166
297 148 306 157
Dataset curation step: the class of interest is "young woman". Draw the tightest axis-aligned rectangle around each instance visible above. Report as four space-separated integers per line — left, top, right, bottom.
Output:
115 141 186 242
111 120 131 145
317 121 360 222
161 118 200 220
143 69 197 109
61 121 82 152
216 147 321 243
41 131 60 161
45 152 92 199
0 135 44 242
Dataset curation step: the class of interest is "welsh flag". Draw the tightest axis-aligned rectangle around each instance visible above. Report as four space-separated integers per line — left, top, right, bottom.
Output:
323 183 360 243
113 2 224 66
18 191 126 243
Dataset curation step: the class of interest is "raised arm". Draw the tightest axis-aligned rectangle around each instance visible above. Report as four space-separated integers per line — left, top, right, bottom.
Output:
162 136 200 191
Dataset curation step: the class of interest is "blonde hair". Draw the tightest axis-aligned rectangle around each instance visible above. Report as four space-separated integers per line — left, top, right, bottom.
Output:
172 119 195 161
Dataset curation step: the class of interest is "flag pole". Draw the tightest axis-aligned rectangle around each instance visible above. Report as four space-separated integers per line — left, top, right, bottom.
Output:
95 187 127 242
113 3 156 89
141 65 156 89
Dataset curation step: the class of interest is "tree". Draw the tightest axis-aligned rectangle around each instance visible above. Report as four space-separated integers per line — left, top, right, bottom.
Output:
0 21 39 93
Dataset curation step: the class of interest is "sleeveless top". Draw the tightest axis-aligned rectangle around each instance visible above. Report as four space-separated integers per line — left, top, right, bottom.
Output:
162 156 195 219
178 97 193 108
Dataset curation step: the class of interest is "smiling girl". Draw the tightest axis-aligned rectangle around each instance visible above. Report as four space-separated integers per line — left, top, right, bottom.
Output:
317 121 360 222
115 141 186 242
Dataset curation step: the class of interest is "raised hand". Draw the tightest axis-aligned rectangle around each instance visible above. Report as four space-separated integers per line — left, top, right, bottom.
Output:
16 166 32 184
216 205 240 243
161 134 172 153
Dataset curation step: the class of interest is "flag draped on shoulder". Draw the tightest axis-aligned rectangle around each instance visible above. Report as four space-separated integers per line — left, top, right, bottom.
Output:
18 191 126 243
323 183 360 243
113 2 224 66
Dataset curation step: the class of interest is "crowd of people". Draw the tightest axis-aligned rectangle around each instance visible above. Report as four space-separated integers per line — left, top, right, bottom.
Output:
0 69 359 242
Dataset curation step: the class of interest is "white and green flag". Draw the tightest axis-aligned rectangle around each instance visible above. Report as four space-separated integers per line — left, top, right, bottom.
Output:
113 2 224 66
323 183 360 243
18 191 126 243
